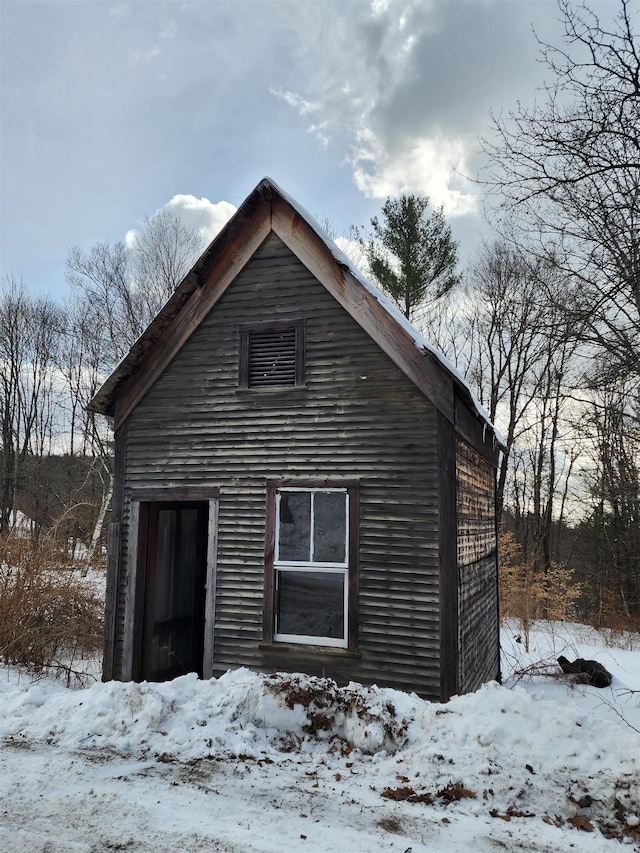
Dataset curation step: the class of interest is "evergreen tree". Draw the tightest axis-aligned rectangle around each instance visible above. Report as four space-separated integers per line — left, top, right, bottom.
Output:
362 194 460 321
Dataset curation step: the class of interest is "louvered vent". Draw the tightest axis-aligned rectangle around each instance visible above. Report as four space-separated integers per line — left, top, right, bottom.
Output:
248 327 297 387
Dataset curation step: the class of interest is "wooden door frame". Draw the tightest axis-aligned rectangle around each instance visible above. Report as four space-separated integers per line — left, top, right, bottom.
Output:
122 486 220 681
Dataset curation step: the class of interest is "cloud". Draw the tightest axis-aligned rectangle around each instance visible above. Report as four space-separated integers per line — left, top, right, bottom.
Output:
162 195 237 243
270 0 539 215
271 88 321 116
350 129 477 215
126 195 237 249
307 121 330 149
271 88 329 146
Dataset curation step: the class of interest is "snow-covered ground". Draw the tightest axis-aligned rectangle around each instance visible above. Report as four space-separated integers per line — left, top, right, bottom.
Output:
1 621 639 852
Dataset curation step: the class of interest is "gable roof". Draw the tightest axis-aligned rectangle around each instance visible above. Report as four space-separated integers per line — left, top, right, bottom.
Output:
89 178 502 450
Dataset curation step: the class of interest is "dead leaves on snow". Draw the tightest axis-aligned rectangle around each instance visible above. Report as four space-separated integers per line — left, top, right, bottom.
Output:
264 672 410 752
381 782 477 806
379 776 640 843
438 783 477 804
381 786 434 805
489 807 536 822
567 814 594 832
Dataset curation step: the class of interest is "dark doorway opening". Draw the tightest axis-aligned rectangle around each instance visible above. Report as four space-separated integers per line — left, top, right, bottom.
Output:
139 501 208 681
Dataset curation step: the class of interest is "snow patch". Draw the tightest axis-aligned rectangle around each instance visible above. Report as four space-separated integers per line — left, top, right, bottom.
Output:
1 622 639 851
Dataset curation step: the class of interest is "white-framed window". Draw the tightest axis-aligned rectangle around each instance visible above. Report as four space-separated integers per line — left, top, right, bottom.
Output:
270 486 353 648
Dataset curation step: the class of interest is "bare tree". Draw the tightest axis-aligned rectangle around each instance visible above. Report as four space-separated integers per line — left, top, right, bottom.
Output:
130 208 205 320
63 210 206 559
450 240 587 605
478 0 640 625
0 276 64 532
516 319 581 577
55 293 115 564
461 243 559 522
482 0 640 394
578 383 640 620
66 210 206 360
66 241 138 364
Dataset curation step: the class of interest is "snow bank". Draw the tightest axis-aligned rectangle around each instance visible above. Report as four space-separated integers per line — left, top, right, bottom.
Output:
0 669 418 760
2 621 639 851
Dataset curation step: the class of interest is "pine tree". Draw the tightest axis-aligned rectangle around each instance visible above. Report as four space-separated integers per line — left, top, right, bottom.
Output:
362 194 460 321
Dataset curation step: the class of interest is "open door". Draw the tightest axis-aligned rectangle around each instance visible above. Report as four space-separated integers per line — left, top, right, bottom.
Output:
140 501 208 681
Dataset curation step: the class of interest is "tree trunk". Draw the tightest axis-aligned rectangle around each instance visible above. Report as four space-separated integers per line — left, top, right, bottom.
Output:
83 472 113 574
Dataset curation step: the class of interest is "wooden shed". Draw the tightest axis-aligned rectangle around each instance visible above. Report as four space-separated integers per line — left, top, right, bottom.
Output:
89 178 502 701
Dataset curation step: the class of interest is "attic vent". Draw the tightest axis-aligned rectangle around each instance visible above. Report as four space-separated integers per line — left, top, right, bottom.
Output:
239 320 305 389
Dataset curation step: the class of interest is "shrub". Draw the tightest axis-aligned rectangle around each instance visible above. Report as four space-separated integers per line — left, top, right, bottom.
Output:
0 532 103 684
499 528 582 651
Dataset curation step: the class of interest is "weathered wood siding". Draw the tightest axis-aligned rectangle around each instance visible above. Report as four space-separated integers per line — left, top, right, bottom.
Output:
456 438 500 693
112 233 442 697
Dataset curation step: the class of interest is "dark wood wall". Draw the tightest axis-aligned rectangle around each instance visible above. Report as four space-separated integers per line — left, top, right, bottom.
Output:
112 233 445 697
455 438 500 693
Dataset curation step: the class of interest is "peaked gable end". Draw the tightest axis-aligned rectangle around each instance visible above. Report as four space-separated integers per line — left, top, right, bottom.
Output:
91 179 495 455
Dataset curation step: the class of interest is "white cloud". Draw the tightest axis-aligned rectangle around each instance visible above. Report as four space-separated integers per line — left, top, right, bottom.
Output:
350 130 477 216
307 121 329 149
268 0 479 212
370 0 391 15
126 195 237 249
271 88 321 116
108 5 130 18
159 21 176 41
161 194 237 243
264 0 543 221
271 88 329 146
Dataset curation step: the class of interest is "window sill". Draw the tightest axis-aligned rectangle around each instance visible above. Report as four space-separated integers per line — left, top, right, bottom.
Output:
259 642 361 659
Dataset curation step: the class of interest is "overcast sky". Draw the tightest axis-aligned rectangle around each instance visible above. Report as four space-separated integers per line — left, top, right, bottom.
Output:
0 0 623 299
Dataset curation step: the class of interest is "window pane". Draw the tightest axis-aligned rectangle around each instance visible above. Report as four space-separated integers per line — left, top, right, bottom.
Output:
277 571 344 639
313 491 346 563
278 492 311 561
